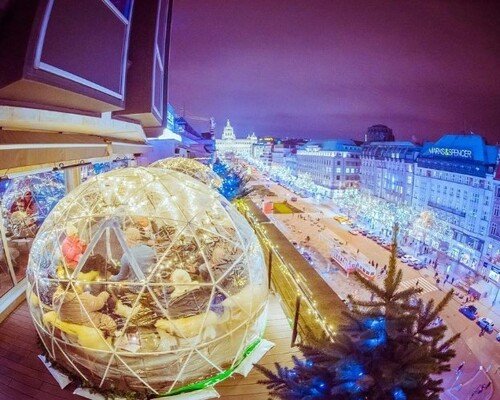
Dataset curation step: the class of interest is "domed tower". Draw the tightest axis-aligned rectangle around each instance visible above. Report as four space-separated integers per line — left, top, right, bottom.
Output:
364 124 395 143
221 119 236 140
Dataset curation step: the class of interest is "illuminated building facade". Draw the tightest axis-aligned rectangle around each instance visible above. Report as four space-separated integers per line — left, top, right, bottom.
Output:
215 120 257 158
296 140 361 197
252 139 274 167
360 141 421 205
482 165 500 290
411 134 498 275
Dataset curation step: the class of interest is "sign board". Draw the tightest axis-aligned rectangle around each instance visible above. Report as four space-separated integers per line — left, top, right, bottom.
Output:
166 104 176 132
427 147 473 159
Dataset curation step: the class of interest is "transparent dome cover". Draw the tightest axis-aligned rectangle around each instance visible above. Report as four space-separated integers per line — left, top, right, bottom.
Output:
1 171 65 238
149 157 221 189
26 167 268 396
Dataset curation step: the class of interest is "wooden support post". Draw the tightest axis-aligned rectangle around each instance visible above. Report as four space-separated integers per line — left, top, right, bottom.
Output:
267 248 273 290
291 294 301 347
64 165 81 194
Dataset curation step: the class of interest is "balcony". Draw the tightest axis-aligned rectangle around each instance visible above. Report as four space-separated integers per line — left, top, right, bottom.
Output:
428 200 466 217
0 197 345 399
236 198 346 344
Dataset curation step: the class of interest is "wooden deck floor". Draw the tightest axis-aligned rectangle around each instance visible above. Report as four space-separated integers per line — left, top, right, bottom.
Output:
0 294 298 400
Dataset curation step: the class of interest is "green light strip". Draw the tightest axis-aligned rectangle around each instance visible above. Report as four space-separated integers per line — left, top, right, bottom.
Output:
159 337 262 397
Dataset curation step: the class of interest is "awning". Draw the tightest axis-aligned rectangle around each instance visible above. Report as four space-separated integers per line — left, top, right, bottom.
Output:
0 130 150 173
184 143 212 158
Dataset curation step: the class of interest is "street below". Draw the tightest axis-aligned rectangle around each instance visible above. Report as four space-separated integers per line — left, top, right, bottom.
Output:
249 174 499 398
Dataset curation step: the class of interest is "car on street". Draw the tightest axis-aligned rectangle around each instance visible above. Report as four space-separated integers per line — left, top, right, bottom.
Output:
412 262 426 270
476 317 495 333
291 196 297 202
348 229 359 235
459 305 478 320
302 252 312 262
333 215 349 223
396 249 405 257
401 255 418 263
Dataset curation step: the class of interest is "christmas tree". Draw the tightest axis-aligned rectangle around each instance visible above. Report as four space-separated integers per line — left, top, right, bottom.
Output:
212 159 253 201
257 224 458 399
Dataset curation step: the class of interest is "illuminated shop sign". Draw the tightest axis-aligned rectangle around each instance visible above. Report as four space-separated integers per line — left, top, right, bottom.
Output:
166 103 176 132
427 147 473 158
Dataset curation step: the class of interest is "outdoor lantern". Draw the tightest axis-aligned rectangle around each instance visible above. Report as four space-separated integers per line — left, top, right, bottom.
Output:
26 167 268 396
150 157 221 189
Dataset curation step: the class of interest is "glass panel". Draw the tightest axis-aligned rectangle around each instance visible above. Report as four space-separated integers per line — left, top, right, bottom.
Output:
107 0 132 20
81 160 132 183
0 171 66 291
0 237 15 298
28 168 268 394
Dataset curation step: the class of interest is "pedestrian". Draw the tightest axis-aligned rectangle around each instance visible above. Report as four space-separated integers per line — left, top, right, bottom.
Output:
434 271 439 278
436 278 440 286
357 249 359 254
479 327 485 337
445 274 449 283
451 277 455 285
376 262 379 268
415 280 420 287
457 361 465 373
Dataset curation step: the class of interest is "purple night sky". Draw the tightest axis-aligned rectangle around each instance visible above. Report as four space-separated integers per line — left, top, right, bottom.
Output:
169 0 500 143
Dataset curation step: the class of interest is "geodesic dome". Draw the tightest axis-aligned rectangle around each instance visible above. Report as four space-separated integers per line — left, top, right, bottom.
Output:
150 157 221 189
1 171 65 238
26 167 268 396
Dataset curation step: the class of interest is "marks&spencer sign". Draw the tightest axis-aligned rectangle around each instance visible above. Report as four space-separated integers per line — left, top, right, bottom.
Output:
427 147 473 158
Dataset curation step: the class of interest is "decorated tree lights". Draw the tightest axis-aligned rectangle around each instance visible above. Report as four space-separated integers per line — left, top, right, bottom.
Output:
26 167 268 398
212 159 253 201
257 225 458 400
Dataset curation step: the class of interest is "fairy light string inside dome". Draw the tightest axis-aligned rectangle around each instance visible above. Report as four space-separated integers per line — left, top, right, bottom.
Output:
26 167 269 397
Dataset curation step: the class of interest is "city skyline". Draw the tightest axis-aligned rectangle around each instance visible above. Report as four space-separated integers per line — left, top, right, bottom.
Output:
169 0 500 143
0 2 498 399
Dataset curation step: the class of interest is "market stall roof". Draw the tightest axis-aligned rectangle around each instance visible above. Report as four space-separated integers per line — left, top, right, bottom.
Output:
258 221 347 328
0 130 151 173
